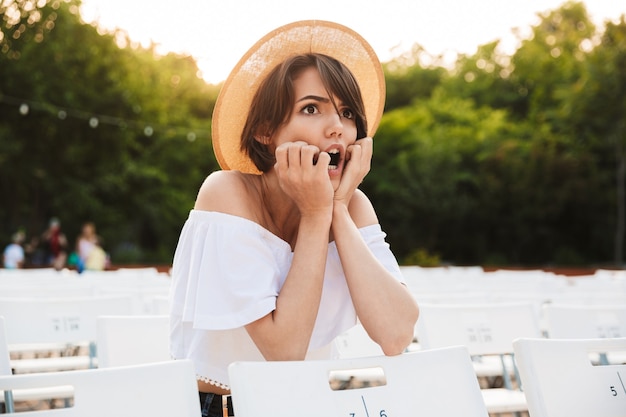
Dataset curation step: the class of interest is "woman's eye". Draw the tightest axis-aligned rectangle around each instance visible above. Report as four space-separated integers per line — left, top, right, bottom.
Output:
302 104 318 114
341 108 354 119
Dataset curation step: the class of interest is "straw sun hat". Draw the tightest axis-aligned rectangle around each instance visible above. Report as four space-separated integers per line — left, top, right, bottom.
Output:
211 20 386 174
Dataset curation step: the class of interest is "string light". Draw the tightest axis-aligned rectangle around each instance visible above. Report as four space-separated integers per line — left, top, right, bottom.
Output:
0 93 210 139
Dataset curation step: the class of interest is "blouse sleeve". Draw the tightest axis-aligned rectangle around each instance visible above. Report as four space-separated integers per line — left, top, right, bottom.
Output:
171 211 290 331
360 224 405 284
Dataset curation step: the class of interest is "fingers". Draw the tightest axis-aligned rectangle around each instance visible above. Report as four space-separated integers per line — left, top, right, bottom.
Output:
345 137 372 176
274 141 334 215
333 137 373 203
275 141 328 171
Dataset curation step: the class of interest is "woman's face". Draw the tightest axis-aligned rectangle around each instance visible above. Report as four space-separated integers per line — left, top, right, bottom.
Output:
270 67 358 186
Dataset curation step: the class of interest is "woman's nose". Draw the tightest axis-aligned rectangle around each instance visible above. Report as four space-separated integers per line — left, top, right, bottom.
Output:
325 112 343 138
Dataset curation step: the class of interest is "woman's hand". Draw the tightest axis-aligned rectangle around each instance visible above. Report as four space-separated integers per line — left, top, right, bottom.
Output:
274 141 334 217
334 137 373 207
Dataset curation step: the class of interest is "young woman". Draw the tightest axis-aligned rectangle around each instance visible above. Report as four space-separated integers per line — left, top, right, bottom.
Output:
169 21 419 417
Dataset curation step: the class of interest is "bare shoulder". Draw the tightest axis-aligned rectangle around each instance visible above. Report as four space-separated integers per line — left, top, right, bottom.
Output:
348 189 380 228
194 170 260 220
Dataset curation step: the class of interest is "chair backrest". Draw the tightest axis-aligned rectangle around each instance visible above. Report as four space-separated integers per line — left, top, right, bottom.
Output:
542 304 626 339
415 302 542 355
0 316 10 376
334 323 384 358
0 316 15 412
228 346 489 417
0 295 133 346
0 360 201 417
513 337 626 417
96 315 171 367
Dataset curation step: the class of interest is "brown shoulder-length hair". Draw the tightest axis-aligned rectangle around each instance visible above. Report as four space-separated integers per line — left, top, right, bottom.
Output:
240 53 368 173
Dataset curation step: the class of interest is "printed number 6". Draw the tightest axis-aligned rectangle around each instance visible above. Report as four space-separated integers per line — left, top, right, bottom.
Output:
380 411 388 417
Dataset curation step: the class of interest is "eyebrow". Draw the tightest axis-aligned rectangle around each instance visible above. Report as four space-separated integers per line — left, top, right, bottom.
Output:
296 95 331 103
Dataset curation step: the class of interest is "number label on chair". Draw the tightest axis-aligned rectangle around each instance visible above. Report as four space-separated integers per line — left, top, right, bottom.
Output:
50 316 82 334
594 312 622 338
462 312 493 344
611 371 626 397
348 396 388 417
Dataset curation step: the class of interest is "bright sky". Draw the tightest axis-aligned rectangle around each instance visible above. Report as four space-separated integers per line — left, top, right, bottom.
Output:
79 0 626 84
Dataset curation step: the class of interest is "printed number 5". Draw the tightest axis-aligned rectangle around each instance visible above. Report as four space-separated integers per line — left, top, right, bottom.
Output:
610 386 617 397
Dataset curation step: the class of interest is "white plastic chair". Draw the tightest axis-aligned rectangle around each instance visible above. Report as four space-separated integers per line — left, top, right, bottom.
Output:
332 323 387 388
513 337 626 417
96 315 171 367
1 316 73 412
334 323 384 359
229 346 489 417
0 295 133 373
0 359 200 417
542 304 626 364
415 302 542 415
542 304 626 339
0 316 15 412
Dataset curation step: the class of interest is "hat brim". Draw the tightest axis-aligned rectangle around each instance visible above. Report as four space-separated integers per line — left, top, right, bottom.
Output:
212 20 386 174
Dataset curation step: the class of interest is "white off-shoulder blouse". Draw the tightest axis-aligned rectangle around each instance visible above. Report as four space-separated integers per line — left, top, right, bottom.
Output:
169 210 403 389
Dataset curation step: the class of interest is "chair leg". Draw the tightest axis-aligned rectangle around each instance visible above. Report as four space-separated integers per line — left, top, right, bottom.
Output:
89 341 97 369
3 390 15 413
499 354 513 390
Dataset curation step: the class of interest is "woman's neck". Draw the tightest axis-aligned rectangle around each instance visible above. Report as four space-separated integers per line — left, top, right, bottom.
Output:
259 172 300 245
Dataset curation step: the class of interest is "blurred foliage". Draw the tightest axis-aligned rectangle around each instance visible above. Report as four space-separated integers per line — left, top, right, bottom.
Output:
0 0 220 263
0 0 625 267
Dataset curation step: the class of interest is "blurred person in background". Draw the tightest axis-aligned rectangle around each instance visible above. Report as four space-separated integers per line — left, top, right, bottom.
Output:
40 217 68 270
75 221 107 272
3 230 25 269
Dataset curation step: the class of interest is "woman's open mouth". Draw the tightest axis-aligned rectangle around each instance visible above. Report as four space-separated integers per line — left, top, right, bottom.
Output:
328 149 340 170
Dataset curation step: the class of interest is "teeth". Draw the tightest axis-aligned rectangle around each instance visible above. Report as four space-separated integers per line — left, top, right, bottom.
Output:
327 149 340 166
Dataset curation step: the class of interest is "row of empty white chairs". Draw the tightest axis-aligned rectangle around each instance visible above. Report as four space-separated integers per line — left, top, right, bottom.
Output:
0 360 200 416
403 266 626 305
2 312 492 417
5 315 624 416
2 266 625 415
415 301 625 413
0 267 172 315
0 314 172 412
4 313 626 416
1 295 136 375
0 267 172 379
335 299 626 416
513 337 626 417
226 337 626 417
1 315 199 417
415 302 538 415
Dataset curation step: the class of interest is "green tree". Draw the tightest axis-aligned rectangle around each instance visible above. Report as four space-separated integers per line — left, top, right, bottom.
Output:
441 41 525 118
0 0 219 263
383 44 446 111
364 90 511 264
567 16 626 265
511 1 595 126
